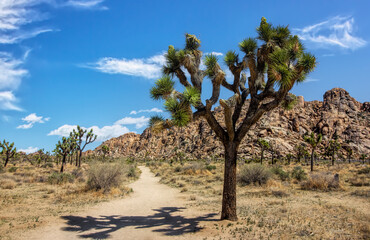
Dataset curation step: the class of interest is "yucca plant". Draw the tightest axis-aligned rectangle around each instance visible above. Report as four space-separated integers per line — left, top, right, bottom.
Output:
304 132 322 172
149 17 317 221
0 140 16 167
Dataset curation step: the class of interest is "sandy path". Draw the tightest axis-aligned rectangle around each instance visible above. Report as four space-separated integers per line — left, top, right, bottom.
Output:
22 166 217 240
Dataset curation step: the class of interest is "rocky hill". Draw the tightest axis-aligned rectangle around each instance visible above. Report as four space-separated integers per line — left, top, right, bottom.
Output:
91 88 369 160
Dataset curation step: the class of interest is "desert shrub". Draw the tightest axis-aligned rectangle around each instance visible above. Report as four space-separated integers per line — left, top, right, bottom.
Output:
0 179 16 189
48 172 75 185
270 166 290 181
357 167 370 175
349 176 370 187
301 173 340 191
41 162 54 168
291 166 307 181
182 162 206 174
126 166 138 178
238 164 271 186
86 163 123 192
8 166 18 173
174 166 182 172
205 165 216 171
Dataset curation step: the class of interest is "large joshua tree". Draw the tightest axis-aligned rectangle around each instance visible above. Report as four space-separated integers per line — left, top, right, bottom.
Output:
150 18 317 220
71 126 97 167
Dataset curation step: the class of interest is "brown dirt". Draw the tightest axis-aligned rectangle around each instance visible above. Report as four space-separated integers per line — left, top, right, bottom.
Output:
20 166 218 240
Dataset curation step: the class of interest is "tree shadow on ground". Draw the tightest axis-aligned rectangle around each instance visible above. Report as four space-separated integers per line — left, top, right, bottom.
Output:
61 207 218 239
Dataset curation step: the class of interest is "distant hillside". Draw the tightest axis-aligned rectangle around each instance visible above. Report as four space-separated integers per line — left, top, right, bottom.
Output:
89 88 369 160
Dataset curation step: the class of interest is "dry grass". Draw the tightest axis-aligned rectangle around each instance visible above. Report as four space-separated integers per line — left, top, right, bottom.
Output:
148 161 370 240
0 161 138 240
301 172 343 191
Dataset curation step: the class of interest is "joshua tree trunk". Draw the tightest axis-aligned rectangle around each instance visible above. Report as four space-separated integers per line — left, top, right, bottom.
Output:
60 155 66 173
78 151 83 167
311 149 314 172
4 155 9 167
331 152 335 166
260 150 264 165
221 142 238 221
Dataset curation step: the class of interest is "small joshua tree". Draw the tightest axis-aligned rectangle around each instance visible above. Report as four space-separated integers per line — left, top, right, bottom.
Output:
286 153 294 165
327 139 341 166
0 140 17 167
101 145 110 159
71 126 97 167
343 146 353 164
295 144 306 163
55 137 73 173
149 18 316 220
304 132 322 172
257 138 270 165
360 153 367 164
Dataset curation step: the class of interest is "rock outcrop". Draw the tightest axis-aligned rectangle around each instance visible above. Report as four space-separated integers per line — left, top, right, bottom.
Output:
92 88 369 160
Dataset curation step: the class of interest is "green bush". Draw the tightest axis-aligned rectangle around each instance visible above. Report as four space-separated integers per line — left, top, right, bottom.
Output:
270 166 290 181
291 166 307 181
48 172 75 185
205 165 216 171
238 164 271 186
8 166 18 173
86 163 123 192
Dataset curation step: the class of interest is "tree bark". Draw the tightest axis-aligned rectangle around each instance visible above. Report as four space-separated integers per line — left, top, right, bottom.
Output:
78 151 82 167
331 152 335 166
60 155 66 173
4 155 9 167
260 150 264 165
311 149 314 172
221 141 238 221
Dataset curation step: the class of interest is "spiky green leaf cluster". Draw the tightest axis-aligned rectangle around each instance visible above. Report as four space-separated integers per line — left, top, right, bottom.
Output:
204 54 219 78
183 86 200 106
163 46 185 75
185 33 201 51
239 38 257 55
150 75 175 100
258 138 270 149
304 132 322 148
149 115 165 128
224 51 238 66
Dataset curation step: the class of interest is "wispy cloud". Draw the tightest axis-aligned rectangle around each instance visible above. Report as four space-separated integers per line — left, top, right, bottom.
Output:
48 124 130 142
63 0 107 10
18 146 39 154
89 54 165 79
294 16 367 50
0 0 53 44
0 91 22 111
304 78 320 83
0 52 27 90
130 108 163 115
205 52 223 56
114 116 149 129
17 113 50 129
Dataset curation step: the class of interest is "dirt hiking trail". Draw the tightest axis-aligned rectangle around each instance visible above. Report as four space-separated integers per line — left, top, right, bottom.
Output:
21 166 218 240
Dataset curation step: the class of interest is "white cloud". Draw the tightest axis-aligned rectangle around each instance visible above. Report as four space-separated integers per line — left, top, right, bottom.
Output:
0 91 22 111
64 0 107 10
294 16 367 50
205 52 223 56
48 124 130 142
17 113 50 129
90 54 164 79
130 108 163 115
18 146 38 154
114 116 149 129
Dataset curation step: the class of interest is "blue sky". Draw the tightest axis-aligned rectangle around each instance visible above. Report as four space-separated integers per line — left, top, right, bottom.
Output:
0 0 369 153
